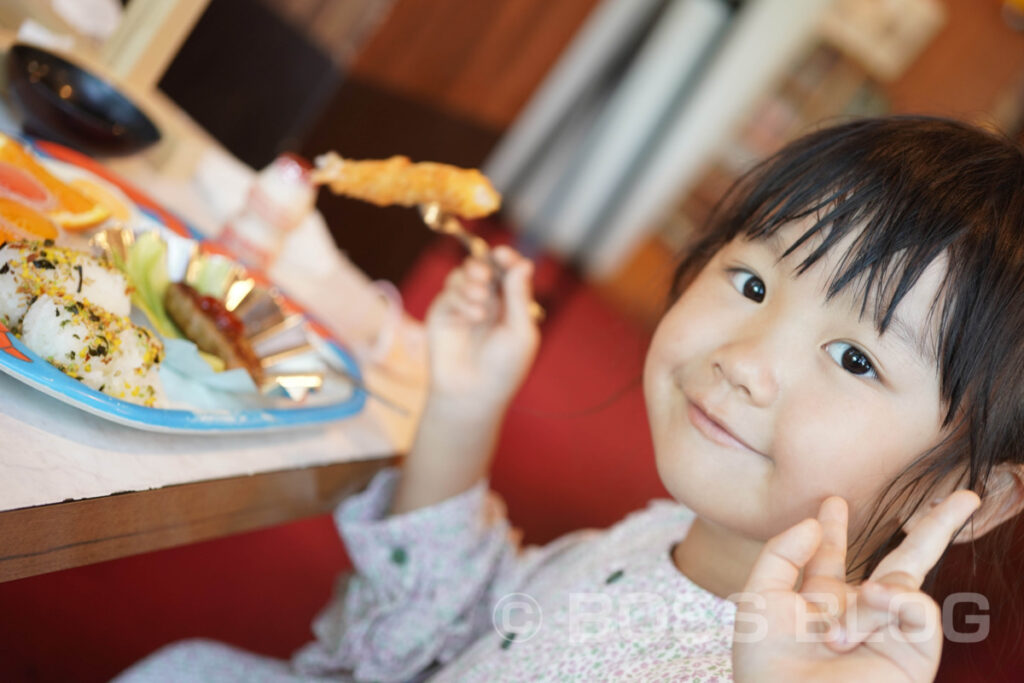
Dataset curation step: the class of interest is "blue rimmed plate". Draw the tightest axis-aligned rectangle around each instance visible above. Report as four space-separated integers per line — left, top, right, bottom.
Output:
0 138 366 433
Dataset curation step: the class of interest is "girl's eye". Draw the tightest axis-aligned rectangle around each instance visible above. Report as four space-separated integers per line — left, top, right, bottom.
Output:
728 270 766 303
824 342 878 379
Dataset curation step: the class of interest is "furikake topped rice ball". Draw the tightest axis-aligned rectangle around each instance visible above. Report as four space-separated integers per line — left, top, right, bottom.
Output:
0 239 130 330
0 240 165 407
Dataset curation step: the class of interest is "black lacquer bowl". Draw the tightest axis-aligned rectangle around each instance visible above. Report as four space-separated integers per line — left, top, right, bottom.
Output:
5 43 161 156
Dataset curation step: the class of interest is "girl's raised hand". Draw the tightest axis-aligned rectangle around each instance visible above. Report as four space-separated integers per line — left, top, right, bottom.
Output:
425 247 540 412
732 491 981 683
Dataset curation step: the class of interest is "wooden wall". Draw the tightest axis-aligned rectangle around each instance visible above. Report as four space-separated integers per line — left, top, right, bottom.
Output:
271 0 1024 132
346 0 603 130
885 0 1024 121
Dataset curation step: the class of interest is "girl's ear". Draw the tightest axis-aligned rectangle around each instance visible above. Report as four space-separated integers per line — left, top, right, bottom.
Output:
902 465 1024 544
952 465 1024 544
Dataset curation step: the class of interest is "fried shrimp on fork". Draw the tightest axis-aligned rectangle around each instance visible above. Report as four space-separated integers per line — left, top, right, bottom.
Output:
311 152 542 320
311 153 501 219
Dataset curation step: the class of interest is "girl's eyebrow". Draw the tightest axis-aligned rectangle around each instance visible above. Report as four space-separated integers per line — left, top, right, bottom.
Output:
881 313 935 364
765 232 789 260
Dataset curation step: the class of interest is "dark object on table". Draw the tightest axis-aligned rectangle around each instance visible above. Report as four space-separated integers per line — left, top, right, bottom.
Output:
4 43 161 156
159 0 339 169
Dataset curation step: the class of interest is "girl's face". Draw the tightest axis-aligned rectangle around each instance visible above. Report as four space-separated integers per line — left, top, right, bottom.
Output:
644 221 947 541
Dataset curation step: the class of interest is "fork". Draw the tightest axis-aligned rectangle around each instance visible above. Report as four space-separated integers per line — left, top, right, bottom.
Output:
418 202 544 322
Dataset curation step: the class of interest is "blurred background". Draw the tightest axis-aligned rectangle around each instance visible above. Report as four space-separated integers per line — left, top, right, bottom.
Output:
1 1 1023 681
7 0 1024 327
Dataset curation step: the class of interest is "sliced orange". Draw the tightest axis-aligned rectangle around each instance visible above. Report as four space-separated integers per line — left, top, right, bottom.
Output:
0 161 50 207
70 177 134 223
49 201 110 231
0 198 59 243
0 133 110 230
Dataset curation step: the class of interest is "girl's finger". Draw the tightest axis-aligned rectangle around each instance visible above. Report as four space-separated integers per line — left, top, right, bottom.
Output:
464 257 493 284
443 266 466 293
868 490 981 589
800 496 849 618
455 280 492 305
500 258 536 332
826 582 910 651
743 518 821 594
832 584 943 679
860 581 939 633
492 245 523 269
443 265 492 308
445 259 492 296
452 297 488 323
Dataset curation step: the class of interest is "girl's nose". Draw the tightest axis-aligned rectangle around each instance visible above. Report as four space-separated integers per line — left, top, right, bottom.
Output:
710 338 780 407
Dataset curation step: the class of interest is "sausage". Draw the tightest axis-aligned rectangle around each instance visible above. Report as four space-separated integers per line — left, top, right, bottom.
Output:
164 282 263 384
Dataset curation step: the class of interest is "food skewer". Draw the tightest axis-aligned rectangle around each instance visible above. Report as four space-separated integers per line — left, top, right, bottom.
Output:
311 153 544 323
310 153 500 218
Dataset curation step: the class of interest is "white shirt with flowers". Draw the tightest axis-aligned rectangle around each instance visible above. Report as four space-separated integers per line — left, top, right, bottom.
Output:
115 468 736 682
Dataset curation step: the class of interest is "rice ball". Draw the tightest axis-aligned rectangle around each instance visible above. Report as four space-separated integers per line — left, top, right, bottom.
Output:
20 295 111 390
103 326 165 406
20 295 165 407
0 243 34 327
0 241 129 329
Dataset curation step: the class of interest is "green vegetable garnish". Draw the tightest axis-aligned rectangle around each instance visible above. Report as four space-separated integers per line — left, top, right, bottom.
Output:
111 231 182 339
110 231 226 373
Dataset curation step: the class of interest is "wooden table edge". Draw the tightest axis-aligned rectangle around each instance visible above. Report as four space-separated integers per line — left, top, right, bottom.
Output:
0 456 397 583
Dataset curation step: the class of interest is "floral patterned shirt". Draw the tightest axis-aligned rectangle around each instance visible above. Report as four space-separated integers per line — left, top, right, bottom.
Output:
115 468 735 682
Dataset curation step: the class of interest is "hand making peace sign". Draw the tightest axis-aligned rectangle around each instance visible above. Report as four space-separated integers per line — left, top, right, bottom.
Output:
732 491 981 683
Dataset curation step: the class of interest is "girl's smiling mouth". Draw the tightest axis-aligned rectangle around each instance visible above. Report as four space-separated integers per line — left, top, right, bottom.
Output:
686 399 766 457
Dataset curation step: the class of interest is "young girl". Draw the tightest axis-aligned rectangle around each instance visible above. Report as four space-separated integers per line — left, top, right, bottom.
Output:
117 116 1024 682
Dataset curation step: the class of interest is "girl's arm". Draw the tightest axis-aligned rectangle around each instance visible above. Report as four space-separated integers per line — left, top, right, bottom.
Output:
391 246 539 514
291 258 542 679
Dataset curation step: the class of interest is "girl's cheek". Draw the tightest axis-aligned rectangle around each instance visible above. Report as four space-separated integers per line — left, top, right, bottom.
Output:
780 396 911 514
772 397 864 489
650 309 703 367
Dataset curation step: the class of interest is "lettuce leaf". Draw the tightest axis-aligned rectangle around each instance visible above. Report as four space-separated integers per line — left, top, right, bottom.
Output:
111 231 225 372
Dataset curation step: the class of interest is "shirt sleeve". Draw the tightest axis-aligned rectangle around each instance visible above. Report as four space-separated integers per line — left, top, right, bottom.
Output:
292 467 557 682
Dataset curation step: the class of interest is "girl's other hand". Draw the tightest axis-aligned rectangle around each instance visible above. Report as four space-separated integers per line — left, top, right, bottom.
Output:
732 491 981 683
425 246 540 413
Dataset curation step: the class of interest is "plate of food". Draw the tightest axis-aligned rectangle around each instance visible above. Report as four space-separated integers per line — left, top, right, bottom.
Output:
0 132 366 433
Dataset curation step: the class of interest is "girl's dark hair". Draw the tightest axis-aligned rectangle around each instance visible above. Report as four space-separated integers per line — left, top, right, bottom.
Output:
671 115 1024 576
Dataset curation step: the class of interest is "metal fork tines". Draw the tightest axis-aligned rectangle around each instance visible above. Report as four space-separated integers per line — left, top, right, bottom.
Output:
419 202 492 260
418 202 545 322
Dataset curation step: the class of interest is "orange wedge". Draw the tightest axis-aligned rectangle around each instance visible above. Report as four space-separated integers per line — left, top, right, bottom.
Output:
0 133 110 230
0 161 50 207
69 177 134 223
0 198 59 243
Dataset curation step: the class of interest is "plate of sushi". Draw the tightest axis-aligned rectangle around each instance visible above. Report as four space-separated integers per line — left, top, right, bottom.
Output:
0 132 366 433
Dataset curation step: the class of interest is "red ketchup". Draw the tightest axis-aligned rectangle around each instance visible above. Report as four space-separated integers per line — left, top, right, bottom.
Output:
182 285 245 339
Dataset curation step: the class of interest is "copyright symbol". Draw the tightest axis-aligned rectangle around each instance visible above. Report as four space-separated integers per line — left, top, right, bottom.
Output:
492 592 543 643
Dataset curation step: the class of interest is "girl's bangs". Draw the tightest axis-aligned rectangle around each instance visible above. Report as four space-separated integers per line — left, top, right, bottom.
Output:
741 182 953 344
